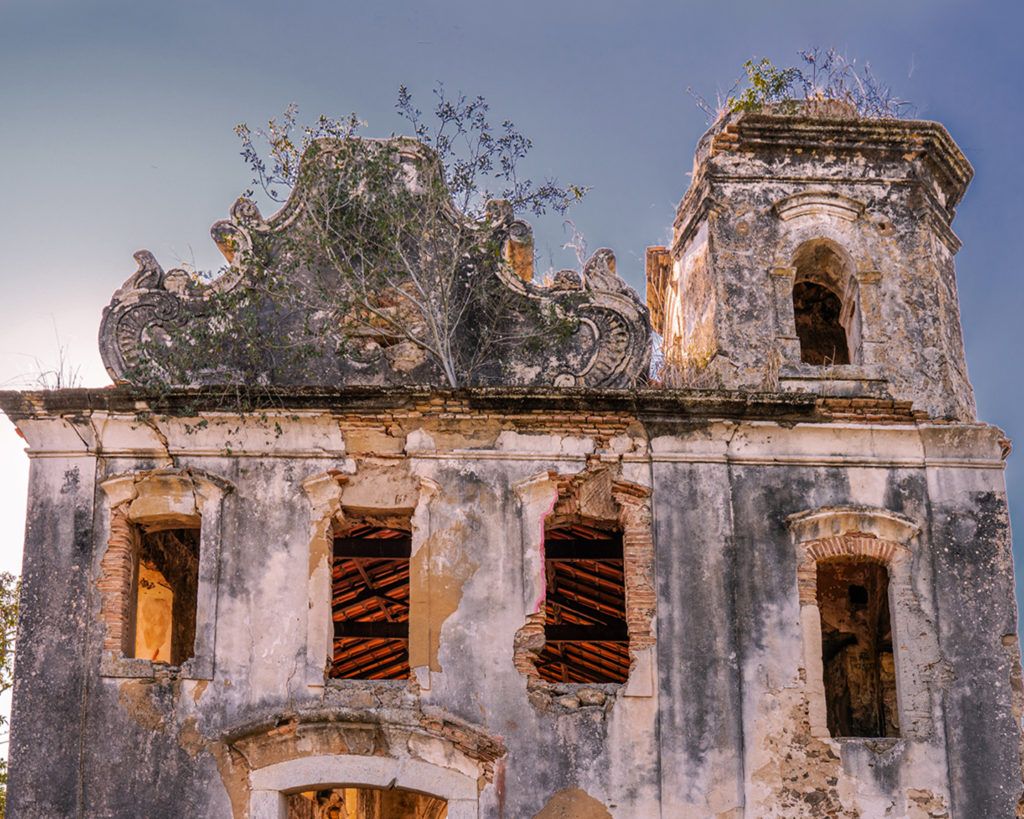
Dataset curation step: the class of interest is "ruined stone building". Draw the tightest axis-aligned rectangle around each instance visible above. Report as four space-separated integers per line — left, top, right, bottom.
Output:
2 105 1023 818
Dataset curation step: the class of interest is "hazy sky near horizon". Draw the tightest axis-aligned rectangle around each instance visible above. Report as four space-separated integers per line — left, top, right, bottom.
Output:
1 2 1023 601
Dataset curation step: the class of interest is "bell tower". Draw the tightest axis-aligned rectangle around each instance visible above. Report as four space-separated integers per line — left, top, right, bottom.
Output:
647 104 976 420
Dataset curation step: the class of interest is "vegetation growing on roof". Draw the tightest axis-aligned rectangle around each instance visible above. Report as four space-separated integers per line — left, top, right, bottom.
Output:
689 48 914 122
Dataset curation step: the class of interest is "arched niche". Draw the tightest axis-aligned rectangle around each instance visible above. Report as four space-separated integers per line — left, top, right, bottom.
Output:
768 209 884 371
791 239 859 365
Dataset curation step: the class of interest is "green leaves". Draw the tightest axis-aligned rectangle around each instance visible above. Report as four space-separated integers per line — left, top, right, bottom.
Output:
0 572 18 817
728 58 801 113
720 49 913 119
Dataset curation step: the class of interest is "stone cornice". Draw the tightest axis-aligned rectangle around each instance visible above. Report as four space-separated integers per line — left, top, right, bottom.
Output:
0 384 821 422
673 110 973 251
704 112 971 205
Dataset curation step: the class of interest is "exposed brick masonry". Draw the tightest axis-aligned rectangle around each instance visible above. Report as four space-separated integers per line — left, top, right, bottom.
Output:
797 534 902 605
97 505 137 654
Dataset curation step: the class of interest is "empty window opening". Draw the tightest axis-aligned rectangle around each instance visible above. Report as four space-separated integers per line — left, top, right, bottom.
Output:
793 281 850 365
287 787 447 818
817 558 899 737
131 527 200 665
539 524 628 684
331 524 411 680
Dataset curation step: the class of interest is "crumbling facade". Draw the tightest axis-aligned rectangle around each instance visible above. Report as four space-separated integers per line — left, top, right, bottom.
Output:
2 106 1022 818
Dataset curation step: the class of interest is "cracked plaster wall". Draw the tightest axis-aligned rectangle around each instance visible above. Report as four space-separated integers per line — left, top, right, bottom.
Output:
4 408 1022 818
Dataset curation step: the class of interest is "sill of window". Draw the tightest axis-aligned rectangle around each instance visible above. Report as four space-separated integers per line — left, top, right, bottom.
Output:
779 365 889 398
780 363 885 382
323 677 413 694
830 736 904 751
528 680 623 710
99 653 213 680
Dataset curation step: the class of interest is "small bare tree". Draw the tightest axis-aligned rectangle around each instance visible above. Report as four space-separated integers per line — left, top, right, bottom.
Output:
168 88 590 389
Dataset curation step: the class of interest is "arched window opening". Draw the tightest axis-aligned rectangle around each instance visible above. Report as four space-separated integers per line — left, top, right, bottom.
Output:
791 240 858 365
330 522 411 680
817 558 899 737
131 526 200 665
287 787 447 818
793 281 850 365
539 522 628 684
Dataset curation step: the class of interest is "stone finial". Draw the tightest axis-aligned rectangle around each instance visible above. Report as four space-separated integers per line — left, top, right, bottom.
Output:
504 220 535 283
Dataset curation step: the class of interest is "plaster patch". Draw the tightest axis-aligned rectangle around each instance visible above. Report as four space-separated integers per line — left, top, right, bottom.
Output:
532 787 612 819
411 520 479 673
117 679 167 732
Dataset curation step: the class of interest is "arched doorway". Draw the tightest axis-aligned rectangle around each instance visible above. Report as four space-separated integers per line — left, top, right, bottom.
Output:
287 786 446 818
249 755 478 819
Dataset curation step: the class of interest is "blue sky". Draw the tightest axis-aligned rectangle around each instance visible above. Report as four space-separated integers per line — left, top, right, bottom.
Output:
1 1 1023 606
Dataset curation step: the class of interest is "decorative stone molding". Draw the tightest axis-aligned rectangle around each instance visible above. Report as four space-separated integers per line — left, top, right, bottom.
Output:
225 711 502 819
249 754 478 819
249 755 476 819
773 191 867 223
99 138 651 389
97 469 231 679
788 505 921 546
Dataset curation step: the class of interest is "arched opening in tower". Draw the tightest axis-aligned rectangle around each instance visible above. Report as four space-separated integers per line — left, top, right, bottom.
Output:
817 558 899 738
793 281 851 365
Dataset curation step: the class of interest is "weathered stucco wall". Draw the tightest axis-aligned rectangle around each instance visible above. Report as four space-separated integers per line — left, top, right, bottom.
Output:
3 392 1020 818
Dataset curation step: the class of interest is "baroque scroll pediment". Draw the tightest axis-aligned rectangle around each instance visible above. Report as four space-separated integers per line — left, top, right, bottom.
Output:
99 137 650 389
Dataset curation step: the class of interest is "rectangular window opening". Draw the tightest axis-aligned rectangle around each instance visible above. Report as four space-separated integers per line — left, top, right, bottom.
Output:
817 558 899 738
330 524 411 680
131 526 200 666
539 524 629 684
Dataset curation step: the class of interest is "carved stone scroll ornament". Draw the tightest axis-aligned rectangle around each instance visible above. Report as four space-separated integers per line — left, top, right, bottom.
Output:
98 137 651 389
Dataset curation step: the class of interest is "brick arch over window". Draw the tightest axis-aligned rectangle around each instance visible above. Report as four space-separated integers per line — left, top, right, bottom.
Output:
98 468 231 679
787 506 940 740
796 535 904 606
